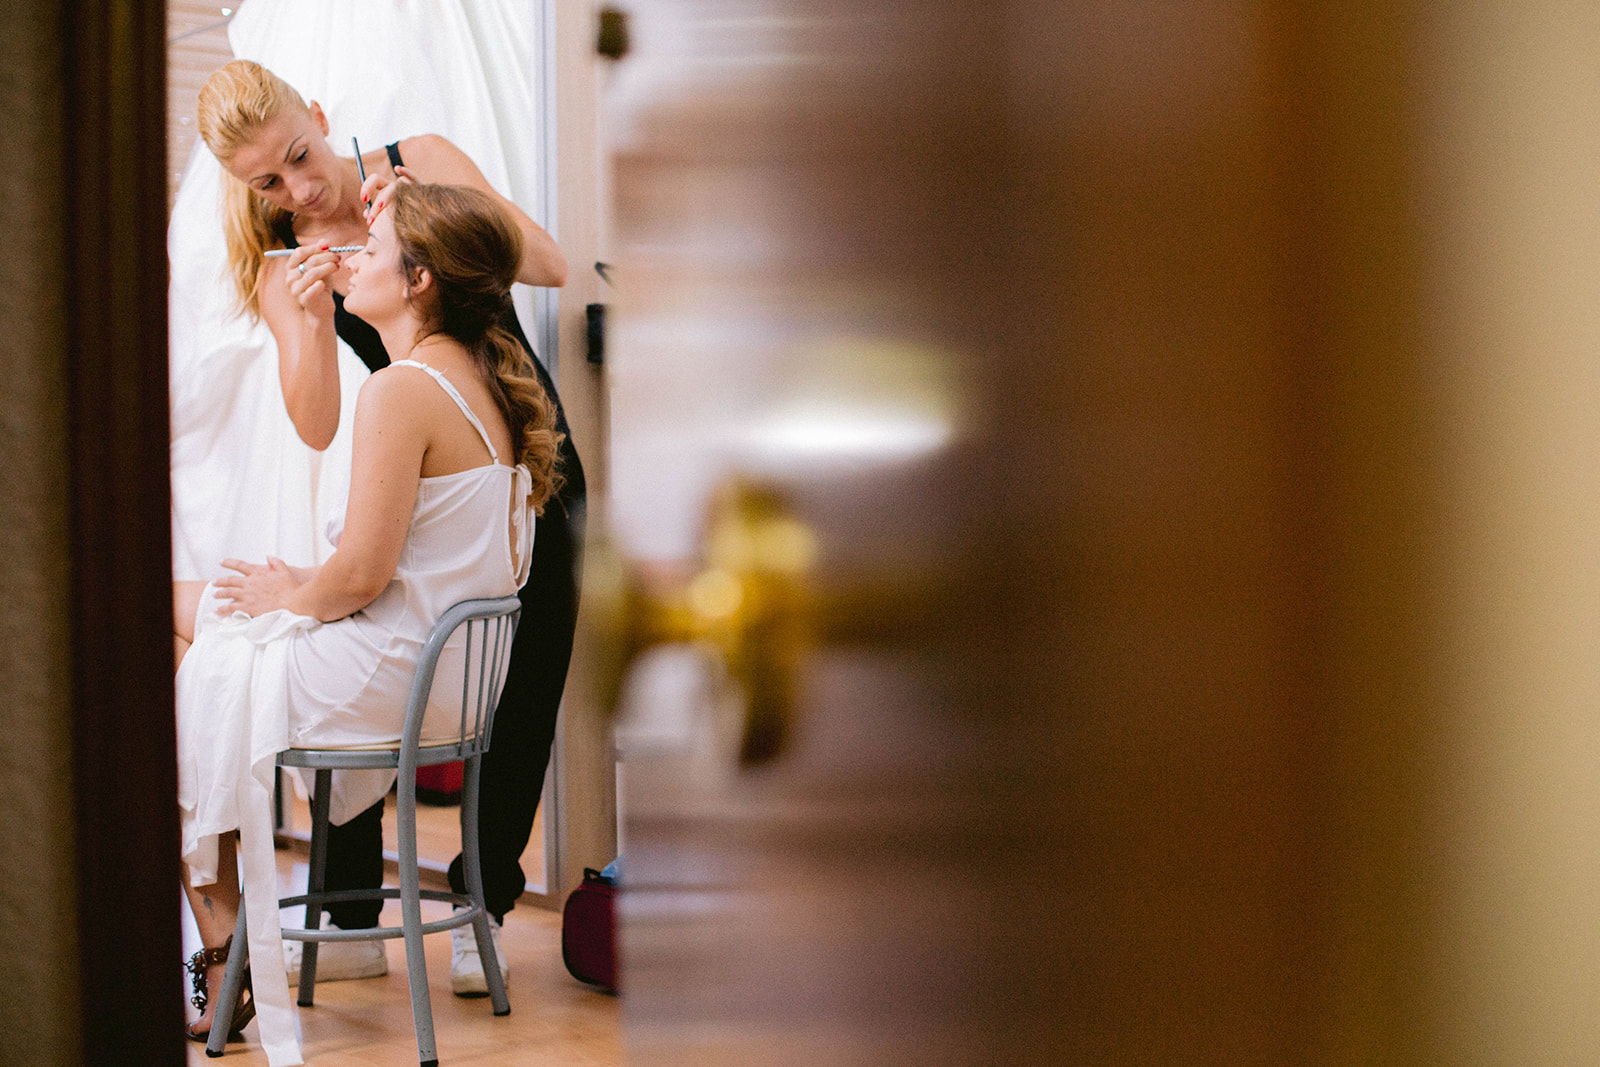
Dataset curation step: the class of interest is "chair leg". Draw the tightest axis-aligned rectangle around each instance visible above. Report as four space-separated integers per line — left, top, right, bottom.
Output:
461 755 509 1015
398 765 440 1066
298 767 333 1006
205 905 250 1058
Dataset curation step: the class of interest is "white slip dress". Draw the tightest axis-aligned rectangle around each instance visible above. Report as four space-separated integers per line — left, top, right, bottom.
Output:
176 360 534 1067
168 0 544 583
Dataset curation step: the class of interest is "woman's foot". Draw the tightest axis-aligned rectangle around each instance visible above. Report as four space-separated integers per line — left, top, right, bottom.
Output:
184 937 255 1042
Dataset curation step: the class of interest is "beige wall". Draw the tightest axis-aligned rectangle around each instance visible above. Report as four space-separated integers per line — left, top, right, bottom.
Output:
0 3 82 1062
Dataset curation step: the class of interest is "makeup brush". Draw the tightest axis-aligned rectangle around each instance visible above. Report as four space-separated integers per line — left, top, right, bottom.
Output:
264 246 361 258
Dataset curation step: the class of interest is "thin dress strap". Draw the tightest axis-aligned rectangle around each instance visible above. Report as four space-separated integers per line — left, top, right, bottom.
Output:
389 359 499 463
390 358 532 578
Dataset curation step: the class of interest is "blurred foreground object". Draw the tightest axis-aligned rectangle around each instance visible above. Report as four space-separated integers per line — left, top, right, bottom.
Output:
598 0 1600 1062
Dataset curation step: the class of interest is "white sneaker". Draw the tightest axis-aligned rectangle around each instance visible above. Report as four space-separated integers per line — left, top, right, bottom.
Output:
450 907 508 997
284 937 389 984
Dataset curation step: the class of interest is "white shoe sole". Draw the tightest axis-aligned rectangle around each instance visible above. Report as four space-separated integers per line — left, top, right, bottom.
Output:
452 971 491 997
285 939 389 984
450 966 510 997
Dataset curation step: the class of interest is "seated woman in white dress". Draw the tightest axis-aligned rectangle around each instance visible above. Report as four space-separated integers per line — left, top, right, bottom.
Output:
171 181 563 1063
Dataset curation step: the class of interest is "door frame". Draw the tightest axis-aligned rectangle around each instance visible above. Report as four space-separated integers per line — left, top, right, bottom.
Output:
64 0 185 1058
540 0 619 903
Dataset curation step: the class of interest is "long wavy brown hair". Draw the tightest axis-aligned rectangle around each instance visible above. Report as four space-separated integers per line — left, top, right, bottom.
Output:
388 182 564 514
196 59 302 320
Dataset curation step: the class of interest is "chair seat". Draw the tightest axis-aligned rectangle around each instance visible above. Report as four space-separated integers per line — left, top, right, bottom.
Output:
284 732 478 754
277 734 483 771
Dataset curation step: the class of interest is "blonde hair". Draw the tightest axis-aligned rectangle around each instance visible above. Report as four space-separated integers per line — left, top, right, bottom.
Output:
389 183 565 513
196 60 307 320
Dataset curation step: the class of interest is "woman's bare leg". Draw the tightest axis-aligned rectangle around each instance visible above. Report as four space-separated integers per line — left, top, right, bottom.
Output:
173 581 207 670
182 832 241 1036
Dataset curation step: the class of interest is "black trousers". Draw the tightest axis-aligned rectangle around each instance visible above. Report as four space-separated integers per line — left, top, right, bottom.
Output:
321 435 585 928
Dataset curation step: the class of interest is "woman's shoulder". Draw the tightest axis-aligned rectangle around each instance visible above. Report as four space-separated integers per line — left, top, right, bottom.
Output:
357 358 506 457
358 362 434 407
363 357 481 405
350 364 443 445
394 135 493 186
395 134 459 170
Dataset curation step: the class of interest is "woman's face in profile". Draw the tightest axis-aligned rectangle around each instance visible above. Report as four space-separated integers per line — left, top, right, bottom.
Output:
223 102 342 219
344 207 406 321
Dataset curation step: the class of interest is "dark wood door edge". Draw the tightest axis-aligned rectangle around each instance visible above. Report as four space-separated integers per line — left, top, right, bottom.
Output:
61 2 183 1061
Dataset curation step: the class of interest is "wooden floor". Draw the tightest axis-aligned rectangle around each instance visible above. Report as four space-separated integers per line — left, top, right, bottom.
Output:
182 839 620 1066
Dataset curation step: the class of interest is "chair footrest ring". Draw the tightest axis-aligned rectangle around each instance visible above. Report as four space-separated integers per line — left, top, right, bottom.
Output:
280 886 472 908
280 890 482 941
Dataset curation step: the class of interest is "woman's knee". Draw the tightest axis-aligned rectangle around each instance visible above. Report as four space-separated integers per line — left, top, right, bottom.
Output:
173 580 208 644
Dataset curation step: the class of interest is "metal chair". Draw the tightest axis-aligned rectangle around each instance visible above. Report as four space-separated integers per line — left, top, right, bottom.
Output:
207 595 523 1065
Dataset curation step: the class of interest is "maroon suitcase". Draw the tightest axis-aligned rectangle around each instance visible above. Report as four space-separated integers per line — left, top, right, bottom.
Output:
561 868 618 992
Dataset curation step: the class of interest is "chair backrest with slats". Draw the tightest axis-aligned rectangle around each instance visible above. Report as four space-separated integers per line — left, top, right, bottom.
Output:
401 595 523 768
278 596 522 772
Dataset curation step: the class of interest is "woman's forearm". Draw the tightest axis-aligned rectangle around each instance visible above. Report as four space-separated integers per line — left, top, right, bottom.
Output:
279 315 342 449
284 562 320 585
390 135 567 289
282 551 389 622
516 220 567 288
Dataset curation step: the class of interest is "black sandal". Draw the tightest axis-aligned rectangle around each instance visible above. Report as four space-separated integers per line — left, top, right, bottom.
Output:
184 935 256 1043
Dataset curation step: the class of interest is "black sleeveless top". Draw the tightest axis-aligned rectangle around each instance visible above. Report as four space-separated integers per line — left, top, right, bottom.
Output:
270 142 584 502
